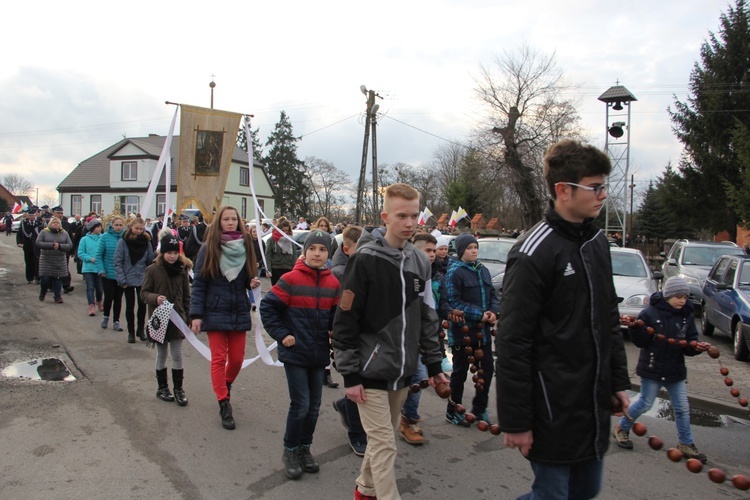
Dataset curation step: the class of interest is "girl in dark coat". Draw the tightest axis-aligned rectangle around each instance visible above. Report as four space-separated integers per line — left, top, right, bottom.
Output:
190 205 261 430
141 235 192 406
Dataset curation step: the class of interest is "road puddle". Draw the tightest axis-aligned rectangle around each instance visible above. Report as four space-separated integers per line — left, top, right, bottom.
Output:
1 358 75 381
627 390 749 428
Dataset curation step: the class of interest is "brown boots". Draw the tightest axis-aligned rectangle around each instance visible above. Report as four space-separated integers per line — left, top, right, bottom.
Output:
399 415 425 445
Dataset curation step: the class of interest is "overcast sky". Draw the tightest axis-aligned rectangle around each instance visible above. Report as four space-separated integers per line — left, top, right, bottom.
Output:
0 0 733 204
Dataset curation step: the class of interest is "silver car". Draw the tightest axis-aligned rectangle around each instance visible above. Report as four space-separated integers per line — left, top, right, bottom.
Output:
611 247 662 322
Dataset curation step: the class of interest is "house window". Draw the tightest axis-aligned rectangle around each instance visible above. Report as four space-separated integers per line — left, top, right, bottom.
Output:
90 195 102 215
257 199 264 212
241 197 247 219
120 196 140 215
157 194 166 216
71 195 82 216
122 161 137 181
240 167 249 186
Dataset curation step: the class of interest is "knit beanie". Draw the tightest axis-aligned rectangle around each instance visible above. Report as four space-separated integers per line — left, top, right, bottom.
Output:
454 233 478 259
304 229 332 256
160 234 181 254
86 218 102 232
663 276 690 298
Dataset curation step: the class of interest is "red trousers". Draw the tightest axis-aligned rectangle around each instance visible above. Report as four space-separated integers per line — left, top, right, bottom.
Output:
207 331 246 401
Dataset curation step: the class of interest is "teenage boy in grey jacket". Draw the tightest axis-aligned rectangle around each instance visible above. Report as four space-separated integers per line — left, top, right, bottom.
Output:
333 183 448 500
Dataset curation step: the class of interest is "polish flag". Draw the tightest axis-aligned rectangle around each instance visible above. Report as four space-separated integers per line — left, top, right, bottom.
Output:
12 202 22 214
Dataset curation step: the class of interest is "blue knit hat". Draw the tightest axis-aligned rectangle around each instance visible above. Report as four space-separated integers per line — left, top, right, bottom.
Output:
454 233 478 259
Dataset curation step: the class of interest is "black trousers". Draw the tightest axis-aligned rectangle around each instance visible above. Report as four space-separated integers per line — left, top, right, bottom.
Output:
102 278 123 320
122 286 146 334
448 342 495 414
23 249 38 283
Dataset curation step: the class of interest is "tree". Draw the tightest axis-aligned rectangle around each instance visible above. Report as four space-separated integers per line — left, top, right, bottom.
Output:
263 111 308 218
302 156 351 220
39 190 59 208
634 182 671 244
236 118 264 164
473 43 582 228
725 122 750 228
669 0 750 240
3 174 33 196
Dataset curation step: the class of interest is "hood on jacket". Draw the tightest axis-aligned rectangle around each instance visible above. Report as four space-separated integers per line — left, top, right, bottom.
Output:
649 291 694 316
356 228 419 262
331 246 349 268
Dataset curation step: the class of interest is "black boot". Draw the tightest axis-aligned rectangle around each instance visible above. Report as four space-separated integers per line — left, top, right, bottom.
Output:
136 328 147 342
172 369 188 406
324 369 339 388
155 368 175 402
219 399 235 430
282 448 303 479
127 331 136 344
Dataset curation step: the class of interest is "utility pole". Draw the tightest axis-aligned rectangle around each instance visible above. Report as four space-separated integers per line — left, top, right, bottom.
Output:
355 85 382 225
629 174 635 244
371 105 379 223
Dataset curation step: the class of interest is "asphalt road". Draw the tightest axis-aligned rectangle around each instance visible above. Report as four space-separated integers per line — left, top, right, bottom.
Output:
1 235 749 499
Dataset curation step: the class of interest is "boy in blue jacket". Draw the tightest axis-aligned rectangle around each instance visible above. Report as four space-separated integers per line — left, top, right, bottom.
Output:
440 233 500 426
260 230 340 480
613 276 710 462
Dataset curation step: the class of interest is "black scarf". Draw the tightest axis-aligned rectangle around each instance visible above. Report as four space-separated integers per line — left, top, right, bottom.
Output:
126 234 150 265
164 260 184 277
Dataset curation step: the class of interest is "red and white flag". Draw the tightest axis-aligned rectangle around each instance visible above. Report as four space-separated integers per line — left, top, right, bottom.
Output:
12 202 22 214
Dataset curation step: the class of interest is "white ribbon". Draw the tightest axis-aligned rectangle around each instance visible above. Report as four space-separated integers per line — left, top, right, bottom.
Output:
169 297 282 368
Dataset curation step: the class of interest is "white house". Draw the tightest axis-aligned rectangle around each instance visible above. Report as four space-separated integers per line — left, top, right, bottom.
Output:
57 134 275 219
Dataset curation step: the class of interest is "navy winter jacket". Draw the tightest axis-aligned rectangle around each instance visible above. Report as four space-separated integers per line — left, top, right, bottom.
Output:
190 245 253 332
440 257 500 346
629 292 701 383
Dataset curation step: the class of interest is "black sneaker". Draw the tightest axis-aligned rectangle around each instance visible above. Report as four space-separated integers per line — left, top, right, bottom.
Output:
64 286 74 293
349 440 367 457
39 291 46 302
446 411 471 427
282 448 303 479
297 446 319 473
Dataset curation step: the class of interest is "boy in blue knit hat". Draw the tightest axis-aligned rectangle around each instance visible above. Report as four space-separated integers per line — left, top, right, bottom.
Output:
440 232 500 426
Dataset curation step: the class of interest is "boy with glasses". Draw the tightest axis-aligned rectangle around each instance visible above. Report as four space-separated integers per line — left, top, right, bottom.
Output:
497 139 631 499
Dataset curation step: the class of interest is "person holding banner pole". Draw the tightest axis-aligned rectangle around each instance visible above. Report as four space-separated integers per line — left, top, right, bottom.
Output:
190 205 261 430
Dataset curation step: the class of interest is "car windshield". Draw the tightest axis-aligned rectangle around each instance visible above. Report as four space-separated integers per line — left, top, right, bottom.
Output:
611 252 648 278
477 240 515 263
682 246 745 266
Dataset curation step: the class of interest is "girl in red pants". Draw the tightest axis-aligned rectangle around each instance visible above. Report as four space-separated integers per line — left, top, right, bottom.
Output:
190 205 260 430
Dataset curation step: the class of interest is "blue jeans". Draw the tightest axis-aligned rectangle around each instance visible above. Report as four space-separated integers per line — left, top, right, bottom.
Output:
83 273 103 305
402 358 428 420
619 377 693 445
519 459 603 500
283 364 324 449
40 276 62 299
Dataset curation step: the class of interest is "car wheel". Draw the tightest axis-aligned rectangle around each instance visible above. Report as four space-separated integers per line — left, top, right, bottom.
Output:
733 322 750 361
701 308 715 336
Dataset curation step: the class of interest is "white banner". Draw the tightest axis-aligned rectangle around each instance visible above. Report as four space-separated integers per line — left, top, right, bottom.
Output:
141 106 178 217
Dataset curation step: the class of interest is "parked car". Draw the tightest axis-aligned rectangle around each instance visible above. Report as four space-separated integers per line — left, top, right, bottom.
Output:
473 236 517 298
701 254 750 361
10 213 25 232
610 247 662 326
661 239 745 310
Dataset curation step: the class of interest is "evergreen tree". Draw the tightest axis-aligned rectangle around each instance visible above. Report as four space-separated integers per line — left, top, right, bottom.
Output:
669 0 750 239
264 111 308 217
725 122 750 228
634 183 670 244
236 119 263 164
